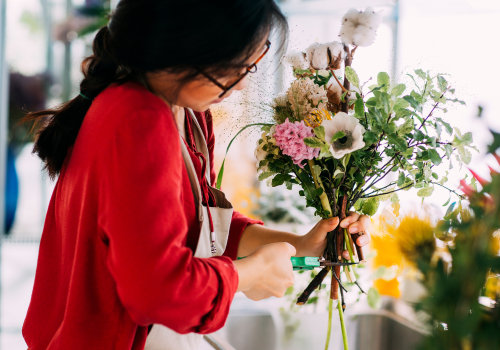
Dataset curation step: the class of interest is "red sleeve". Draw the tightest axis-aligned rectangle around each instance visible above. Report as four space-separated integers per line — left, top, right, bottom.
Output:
99 104 237 334
199 110 263 260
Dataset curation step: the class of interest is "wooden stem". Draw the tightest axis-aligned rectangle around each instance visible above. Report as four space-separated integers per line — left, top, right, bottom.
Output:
296 267 330 305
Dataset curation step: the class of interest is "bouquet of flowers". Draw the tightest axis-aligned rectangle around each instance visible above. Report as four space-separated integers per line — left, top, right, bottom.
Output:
252 7 475 350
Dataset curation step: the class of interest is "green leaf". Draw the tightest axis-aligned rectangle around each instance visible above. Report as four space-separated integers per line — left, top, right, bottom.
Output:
397 172 406 187
417 186 434 197
388 134 407 152
391 83 406 96
314 126 325 140
377 72 390 90
428 149 442 166
437 118 453 135
355 98 365 118
403 95 420 110
345 66 360 88
271 173 291 187
258 171 274 181
437 75 448 92
331 131 346 142
394 98 410 110
367 287 381 308
488 130 500 153
363 131 379 146
303 137 323 148
458 145 472 164
397 118 414 136
414 69 427 79
358 197 380 216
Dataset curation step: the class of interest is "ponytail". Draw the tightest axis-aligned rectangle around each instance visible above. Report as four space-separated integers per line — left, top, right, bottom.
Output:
28 26 131 179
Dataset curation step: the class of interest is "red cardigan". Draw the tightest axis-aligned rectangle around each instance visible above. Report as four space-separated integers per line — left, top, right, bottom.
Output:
23 82 261 349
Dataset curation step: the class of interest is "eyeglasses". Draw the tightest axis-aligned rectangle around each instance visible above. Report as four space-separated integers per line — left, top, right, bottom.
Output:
198 40 271 98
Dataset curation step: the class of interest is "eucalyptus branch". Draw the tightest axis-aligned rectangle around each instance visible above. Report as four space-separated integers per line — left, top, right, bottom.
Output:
418 89 448 130
409 140 452 148
365 162 399 190
361 183 413 198
430 181 466 200
362 154 399 188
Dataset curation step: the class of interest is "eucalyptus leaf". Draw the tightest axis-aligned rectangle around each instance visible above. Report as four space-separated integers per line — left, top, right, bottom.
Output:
417 186 434 197
304 137 323 148
314 125 325 140
367 287 381 308
377 72 390 90
391 83 406 96
428 149 442 166
345 66 360 88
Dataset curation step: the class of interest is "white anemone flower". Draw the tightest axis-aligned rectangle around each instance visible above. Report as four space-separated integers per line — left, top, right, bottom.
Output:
322 112 365 159
340 8 382 47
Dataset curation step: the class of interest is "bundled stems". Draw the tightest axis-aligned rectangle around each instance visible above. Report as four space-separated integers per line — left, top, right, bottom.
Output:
296 267 330 305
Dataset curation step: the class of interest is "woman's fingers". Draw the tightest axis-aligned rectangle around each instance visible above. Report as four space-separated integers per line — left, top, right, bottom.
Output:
339 211 360 228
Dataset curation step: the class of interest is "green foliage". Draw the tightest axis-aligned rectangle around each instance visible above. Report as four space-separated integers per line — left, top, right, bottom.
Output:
415 149 500 349
252 67 473 233
345 66 360 89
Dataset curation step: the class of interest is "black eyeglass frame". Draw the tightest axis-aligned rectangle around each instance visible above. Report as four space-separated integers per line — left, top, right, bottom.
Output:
198 40 271 98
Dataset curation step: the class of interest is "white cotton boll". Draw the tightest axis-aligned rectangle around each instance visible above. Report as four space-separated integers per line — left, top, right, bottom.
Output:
304 43 321 65
351 25 377 47
326 41 345 69
326 41 345 59
343 8 361 23
339 21 357 46
310 45 330 70
284 51 309 70
340 8 382 47
358 7 382 29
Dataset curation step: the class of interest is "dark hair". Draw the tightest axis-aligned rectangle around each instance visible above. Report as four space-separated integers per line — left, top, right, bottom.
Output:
29 0 288 179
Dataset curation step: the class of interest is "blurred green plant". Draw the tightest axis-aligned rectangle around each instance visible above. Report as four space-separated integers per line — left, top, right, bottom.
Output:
410 133 500 350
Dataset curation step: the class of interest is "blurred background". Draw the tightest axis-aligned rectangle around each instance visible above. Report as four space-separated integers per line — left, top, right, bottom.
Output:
0 0 499 349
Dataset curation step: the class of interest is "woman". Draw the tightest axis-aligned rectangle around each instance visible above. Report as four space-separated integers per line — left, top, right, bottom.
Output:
23 0 370 349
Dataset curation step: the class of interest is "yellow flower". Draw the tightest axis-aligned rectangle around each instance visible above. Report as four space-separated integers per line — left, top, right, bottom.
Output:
389 215 436 265
304 108 332 128
491 229 500 255
485 272 500 300
374 278 401 298
370 210 404 297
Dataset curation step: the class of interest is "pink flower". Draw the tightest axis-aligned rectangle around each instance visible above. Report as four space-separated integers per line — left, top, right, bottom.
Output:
468 168 488 186
459 179 475 197
274 119 319 167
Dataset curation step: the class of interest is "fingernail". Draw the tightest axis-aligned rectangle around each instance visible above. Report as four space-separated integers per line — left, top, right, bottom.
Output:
358 236 368 245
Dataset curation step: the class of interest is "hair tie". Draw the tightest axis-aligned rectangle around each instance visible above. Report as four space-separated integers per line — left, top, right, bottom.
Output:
79 92 91 101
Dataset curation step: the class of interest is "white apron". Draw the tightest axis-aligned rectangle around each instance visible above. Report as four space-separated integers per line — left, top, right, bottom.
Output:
144 109 235 350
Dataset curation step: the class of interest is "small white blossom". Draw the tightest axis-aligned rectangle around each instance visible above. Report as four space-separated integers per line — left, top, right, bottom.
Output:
284 51 309 70
322 112 365 158
287 78 328 120
340 8 382 47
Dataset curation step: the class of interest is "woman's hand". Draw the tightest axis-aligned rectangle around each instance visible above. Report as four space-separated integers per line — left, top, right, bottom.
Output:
296 213 371 258
234 242 296 301
339 212 371 260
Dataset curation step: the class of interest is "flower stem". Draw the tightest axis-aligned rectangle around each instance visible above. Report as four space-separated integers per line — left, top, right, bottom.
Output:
338 297 349 350
324 297 333 350
308 159 333 218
